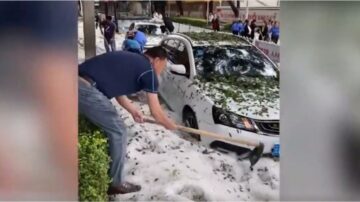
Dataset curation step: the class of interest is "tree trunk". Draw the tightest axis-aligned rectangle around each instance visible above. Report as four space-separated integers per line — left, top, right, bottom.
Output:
176 1 184 16
209 0 213 14
113 1 119 33
227 0 239 18
203 1 207 19
153 1 166 16
104 2 108 16
236 0 240 9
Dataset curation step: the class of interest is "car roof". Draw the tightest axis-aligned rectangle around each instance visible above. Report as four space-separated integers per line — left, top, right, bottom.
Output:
168 32 252 47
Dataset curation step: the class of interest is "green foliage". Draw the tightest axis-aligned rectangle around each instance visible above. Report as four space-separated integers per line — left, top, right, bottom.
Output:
79 116 111 201
172 17 209 28
223 23 232 31
172 16 233 33
194 74 280 117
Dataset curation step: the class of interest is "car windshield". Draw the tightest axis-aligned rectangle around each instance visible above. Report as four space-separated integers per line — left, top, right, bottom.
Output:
193 45 278 80
135 24 161 35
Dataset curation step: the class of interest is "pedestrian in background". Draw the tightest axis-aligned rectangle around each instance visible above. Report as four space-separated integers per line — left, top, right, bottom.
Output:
259 20 269 41
267 19 273 41
270 21 280 44
128 23 147 51
122 31 142 54
100 16 116 52
163 14 174 34
241 19 251 38
208 12 214 26
95 13 100 29
231 20 241 35
212 14 220 32
250 19 256 39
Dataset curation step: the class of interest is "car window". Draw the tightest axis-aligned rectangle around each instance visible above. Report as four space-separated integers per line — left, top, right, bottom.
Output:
162 39 190 76
193 45 278 80
136 24 160 35
162 39 191 77
176 41 190 75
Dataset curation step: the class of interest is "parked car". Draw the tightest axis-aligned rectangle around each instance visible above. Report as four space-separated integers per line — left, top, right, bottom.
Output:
158 32 280 156
131 21 164 48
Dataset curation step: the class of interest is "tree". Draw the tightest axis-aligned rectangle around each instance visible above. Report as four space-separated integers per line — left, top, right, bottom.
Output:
227 0 239 18
209 0 213 14
176 1 184 16
153 1 166 16
104 1 108 16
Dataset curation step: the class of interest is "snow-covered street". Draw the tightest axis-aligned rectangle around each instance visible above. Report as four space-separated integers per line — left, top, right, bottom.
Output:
113 100 279 201
78 19 279 201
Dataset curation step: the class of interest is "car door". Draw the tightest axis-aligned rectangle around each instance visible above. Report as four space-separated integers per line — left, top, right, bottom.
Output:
160 38 193 113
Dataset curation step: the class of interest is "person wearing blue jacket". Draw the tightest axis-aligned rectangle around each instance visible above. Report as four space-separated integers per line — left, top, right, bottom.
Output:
231 20 240 35
128 22 148 51
270 21 280 44
134 30 147 51
122 31 142 54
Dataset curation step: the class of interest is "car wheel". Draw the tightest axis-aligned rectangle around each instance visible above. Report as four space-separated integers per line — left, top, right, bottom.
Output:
183 108 201 141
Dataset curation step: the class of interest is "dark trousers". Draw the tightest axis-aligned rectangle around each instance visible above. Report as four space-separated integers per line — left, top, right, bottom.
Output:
232 30 239 35
271 35 279 44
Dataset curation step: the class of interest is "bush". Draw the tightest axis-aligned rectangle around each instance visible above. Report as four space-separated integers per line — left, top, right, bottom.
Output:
172 17 209 28
79 116 111 201
223 23 232 32
172 17 232 33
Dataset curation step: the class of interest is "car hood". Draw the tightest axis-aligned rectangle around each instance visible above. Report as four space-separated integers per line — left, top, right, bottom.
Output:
145 35 163 47
196 77 279 120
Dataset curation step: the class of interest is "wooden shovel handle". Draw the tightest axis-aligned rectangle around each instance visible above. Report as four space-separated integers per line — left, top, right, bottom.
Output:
144 117 259 147
176 125 259 147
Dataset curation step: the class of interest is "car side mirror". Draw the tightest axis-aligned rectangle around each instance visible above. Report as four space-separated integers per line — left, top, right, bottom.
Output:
169 64 186 75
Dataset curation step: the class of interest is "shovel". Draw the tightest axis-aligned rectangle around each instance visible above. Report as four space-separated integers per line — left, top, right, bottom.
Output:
144 117 264 170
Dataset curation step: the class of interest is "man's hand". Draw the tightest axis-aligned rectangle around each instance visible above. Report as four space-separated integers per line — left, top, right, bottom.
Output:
130 109 144 123
116 96 144 123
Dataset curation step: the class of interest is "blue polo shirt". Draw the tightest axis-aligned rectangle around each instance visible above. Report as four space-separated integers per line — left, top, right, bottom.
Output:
79 51 158 98
134 31 147 51
270 26 280 37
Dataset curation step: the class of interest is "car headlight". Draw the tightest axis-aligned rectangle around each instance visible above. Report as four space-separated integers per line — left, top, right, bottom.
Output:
212 106 256 132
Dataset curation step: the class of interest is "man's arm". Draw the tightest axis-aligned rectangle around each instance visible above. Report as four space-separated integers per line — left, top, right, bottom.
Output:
147 93 177 130
116 96 143 123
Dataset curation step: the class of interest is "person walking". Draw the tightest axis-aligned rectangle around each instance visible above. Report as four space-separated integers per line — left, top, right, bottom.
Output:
270 21 280 44
100 16 116 52
79 46 177 195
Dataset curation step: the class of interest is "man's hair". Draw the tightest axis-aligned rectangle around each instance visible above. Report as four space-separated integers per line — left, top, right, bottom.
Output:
144 46 168 60
106 16 112 21
129 23 135 31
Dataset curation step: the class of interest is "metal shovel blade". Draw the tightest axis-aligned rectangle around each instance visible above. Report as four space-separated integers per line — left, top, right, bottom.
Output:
249 142 264 170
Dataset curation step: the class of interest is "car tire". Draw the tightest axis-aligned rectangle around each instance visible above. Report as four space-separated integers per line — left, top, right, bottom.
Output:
183 108 201 141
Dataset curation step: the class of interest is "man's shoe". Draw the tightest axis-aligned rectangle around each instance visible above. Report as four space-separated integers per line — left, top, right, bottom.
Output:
107 182 141 195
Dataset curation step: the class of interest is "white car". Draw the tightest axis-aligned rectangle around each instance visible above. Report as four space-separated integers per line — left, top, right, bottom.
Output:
158 32 280 156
